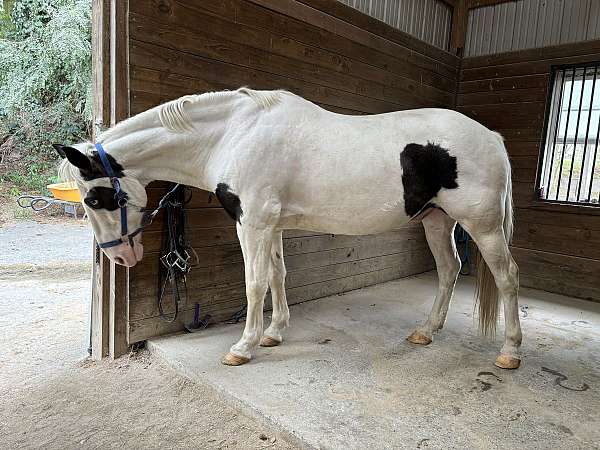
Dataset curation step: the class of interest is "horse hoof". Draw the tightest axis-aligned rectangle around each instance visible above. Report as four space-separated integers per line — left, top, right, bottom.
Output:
260 335 281 347
221 352 250 366
407 331 432 345
494 354 521 370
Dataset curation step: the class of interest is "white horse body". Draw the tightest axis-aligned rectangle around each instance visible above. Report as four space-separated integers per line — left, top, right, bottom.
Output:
213 94 507 235
57 89 521 370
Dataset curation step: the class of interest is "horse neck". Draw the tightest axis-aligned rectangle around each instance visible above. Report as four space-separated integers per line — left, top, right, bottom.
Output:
100 101 238 191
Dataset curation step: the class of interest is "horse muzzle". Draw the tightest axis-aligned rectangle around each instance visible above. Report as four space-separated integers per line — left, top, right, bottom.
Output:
104 237 144 267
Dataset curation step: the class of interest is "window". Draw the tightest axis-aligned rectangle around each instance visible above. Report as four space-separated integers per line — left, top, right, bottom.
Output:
538 64 600 205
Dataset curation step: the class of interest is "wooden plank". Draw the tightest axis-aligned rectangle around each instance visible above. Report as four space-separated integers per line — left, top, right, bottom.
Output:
90 0 111 360
512 247 600 301
109 0 130 358
458 73 549 94
504 141 542 157
513 221 600 260
458 102 545 129
461 52 600 82
462 39 600 69
515 207 600 230
456 88 548 106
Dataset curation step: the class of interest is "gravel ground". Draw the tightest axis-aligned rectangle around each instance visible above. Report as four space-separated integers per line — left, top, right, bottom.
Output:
0 219 297 450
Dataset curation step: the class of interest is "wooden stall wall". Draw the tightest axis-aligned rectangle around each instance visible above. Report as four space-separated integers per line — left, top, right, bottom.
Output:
458 40 600 302
126 0 460 342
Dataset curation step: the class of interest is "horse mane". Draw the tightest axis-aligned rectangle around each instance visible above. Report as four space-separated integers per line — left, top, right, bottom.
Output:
98 88 286 140
58 88 287 181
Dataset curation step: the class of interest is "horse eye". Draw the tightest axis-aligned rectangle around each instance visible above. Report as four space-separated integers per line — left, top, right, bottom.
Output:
85 198 100 208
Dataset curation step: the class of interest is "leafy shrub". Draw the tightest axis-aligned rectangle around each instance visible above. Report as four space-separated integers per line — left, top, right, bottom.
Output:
0 0 91 195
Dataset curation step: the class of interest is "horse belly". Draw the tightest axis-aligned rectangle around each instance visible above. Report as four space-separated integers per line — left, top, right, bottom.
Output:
279 200 408 235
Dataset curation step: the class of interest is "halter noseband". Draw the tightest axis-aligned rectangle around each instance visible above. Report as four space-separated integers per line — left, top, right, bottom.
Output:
94 143 180 249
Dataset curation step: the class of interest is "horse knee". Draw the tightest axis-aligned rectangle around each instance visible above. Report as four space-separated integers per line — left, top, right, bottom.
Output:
246 280 268 301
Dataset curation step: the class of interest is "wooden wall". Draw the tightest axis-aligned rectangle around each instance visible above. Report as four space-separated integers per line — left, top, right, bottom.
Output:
458 40 600 302
126 0 460 342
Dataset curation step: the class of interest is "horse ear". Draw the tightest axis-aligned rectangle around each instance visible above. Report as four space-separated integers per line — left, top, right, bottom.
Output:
52 143 66 158
53 144 92 172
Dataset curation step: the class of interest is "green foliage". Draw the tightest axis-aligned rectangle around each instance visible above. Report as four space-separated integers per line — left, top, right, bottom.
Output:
0 0 91 195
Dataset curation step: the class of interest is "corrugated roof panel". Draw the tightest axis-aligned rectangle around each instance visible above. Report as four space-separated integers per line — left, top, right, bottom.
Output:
336 0 452 50
465 0 600 56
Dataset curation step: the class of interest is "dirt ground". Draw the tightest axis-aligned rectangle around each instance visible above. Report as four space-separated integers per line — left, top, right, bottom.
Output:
0 216 298 450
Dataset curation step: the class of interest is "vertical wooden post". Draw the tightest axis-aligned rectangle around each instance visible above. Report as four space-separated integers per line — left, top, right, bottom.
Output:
90 0 112 360
90 0 130 359
450 0 469 56
108 0 130 359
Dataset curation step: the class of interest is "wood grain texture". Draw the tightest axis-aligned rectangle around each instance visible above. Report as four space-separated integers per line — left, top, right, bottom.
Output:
459 40 600 302
124 0 457 342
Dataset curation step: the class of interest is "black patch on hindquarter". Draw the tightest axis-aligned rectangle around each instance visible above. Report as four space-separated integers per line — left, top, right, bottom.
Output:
215 183 243 223
400 142 458 217
84 186 124 211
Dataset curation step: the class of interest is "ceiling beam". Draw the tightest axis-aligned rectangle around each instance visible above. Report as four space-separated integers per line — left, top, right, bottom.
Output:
467 0 517 9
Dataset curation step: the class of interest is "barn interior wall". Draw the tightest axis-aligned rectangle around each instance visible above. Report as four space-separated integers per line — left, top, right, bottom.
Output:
458 40 600 302
126 0 460 342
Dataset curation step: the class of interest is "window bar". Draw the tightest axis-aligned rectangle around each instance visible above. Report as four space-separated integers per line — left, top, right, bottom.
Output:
565 66 588 201
576 65 598 202
555 67 578 201
587 92 600 203
545 69 567 197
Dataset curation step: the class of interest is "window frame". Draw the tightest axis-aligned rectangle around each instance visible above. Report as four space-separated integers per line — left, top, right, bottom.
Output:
535 62 600 209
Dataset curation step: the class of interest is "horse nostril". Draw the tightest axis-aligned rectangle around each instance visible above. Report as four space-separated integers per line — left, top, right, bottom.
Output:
115 256 125 265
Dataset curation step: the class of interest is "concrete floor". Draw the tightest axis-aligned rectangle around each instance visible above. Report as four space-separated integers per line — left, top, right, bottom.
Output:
149 272 600 450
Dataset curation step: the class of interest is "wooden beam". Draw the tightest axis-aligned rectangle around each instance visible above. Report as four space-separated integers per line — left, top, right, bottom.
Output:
107 0 130 359
450 0 468 56
90 0 111 361
467 0 516 9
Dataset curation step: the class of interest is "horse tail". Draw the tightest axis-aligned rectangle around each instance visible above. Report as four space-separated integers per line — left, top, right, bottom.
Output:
475 132 512 337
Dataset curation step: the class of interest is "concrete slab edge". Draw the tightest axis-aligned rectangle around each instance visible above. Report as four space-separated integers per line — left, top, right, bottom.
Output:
146 339 317 450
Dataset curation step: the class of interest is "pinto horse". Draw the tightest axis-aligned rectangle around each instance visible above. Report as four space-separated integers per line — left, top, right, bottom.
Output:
56 88 522 369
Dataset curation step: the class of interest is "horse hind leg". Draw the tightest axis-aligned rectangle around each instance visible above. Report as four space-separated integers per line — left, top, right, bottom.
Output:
461 221 522 369
408 209 461 345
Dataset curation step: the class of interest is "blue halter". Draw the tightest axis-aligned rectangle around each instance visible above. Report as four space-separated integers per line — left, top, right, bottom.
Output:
93 143 181 249
94 143 139 248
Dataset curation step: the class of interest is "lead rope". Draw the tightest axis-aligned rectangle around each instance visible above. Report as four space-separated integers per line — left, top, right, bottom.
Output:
157 185 197 322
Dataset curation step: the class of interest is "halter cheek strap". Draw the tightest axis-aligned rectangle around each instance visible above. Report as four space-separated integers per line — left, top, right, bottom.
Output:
95 143 136 249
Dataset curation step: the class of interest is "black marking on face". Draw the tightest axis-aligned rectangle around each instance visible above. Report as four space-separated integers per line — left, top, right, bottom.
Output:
81 151 125 181
54 144 125 181
400 143 458 217
84 186 125 211
215 183 243 223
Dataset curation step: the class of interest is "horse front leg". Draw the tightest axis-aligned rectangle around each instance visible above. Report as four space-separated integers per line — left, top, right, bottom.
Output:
261 231 289 347
222 223 274 366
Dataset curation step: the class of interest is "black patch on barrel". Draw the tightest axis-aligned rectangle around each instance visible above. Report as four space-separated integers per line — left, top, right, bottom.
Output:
215 183 243 223
400 143 458 217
